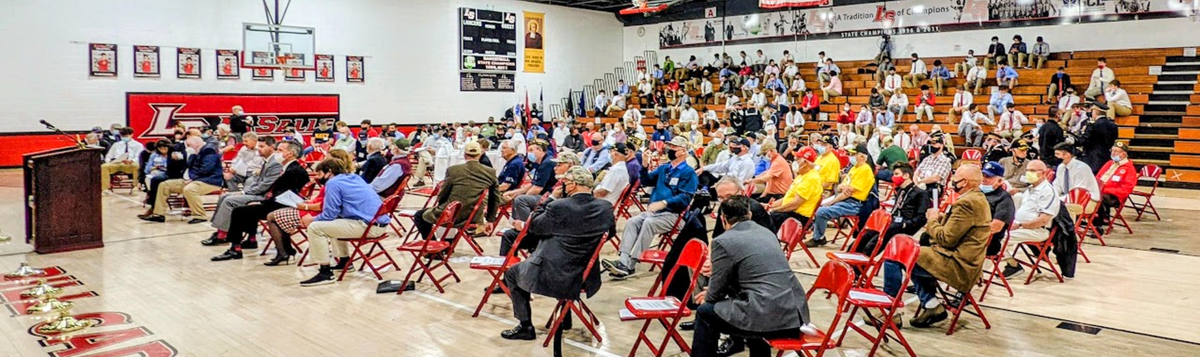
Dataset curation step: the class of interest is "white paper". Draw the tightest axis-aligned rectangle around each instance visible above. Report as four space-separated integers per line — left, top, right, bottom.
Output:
397 209 418 217
849 290 893 304
628 298 679 311
274 190 306 208
619 308 636 320
820 196 837 206
470 256 506 266
831 252 869 262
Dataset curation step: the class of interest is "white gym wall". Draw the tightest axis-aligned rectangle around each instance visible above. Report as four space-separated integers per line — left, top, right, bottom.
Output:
0 0 624 133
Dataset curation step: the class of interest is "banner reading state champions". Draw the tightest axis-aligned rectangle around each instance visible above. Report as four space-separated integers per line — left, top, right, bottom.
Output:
523 11 545 73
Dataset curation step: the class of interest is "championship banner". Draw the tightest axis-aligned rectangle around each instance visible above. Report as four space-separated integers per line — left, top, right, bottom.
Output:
346 56 365 83
252 67 273 81
126 93 340 141
759 0 831 9
315 54 335 82
523 11 545 73
177 48 201 79
284 66 306 82
661 0 1194 48
88 43 117 77
134 46 160 78
216 50 240 79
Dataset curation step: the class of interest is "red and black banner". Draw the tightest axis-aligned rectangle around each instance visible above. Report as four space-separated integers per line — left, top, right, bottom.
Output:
315 54 335 82
134 45 160 78
346 56 364 83
177 47 201 79
126 93 340 141
252 67 273 81
216 49 240 79
89 43 117 77
284 67 306 82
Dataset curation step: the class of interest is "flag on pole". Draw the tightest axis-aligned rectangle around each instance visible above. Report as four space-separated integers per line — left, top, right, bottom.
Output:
577 90 587 117
539 88 544 114
524 89 531 128
565 88 574 120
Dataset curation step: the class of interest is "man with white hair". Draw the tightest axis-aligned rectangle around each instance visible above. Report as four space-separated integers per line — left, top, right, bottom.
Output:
358 137 388 183
223 132 264 191
141 135 224 223
372 139 414 196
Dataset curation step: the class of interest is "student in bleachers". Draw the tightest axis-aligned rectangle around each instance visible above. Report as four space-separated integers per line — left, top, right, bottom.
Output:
959 104 993 147
1085 57 1115 100
875 105 896 134
997 102 1029 139
1046 66 1073 104
879 66 903 98
874 56 894 83
821 70 842 103
914 85 936 122
836 103 855 134
783 60 799 88
854 104 874 138
947 83 974 125
868 87 886 108
1009 35 1029 69
741 73 760 99
988 86 1015 122
798 89 820 123
930 60 952 95
1104 80 1132 118
904 53 928 88
670 88 692 121
818 56 838 87
1030 36 1050 69
985 36 1007 70
996 62 1019 90
887 87 909 121
955 49 976 76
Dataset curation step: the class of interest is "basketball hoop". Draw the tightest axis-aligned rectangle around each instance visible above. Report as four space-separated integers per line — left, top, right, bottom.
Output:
620 0 671 15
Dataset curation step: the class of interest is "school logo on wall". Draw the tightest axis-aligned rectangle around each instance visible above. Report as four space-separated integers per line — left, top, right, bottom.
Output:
126 93 340 141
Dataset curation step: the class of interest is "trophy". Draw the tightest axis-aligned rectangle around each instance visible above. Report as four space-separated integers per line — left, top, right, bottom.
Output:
6 263 45 278
22 279 62 298
38 308 92 334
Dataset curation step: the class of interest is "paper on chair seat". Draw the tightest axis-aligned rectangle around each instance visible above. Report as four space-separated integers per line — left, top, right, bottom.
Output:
850 290 893 304
831 252 869 261
471 256 506 266
628 298 680 311
397 209 418 216
619 308 636 321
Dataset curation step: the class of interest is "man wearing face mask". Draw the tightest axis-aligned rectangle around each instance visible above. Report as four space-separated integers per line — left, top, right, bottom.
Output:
502 143 576 232
1000 160 1060 278
499 166 615 341
812 134 843 190
211 140 310 261
853 164 930 257
980 162 1016 259
141 136 224 223
1079 101 1118 174
1000 139 1033 193
806 144 875 248
888 164 990 328
100 127 145 191
1094 142 1137 227
414 141 500 241
913 136 953 195
593 143 632 205
496 139 526 196
767 147 822 229
201 136 282 246
580 139 611 174
1053 143 1100 202
697 137 756 194
604 136 698 279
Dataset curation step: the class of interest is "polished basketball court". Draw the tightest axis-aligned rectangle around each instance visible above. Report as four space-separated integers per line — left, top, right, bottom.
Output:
0 170 1198 356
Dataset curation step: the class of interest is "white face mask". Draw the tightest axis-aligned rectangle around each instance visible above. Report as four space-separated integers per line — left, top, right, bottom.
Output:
268 152 283 163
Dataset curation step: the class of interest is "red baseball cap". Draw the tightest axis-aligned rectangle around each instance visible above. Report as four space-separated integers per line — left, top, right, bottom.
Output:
797 147 817 163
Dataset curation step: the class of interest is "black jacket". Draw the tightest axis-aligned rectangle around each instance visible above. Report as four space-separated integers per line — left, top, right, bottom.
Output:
1037 121 1066 167
891 184 931 234
266 160 311 201
520 193 616 300
359 152 387 183
1047 73 1073 94
1081 117 1117 174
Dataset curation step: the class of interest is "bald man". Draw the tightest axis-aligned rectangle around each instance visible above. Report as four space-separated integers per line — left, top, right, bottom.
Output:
883 164 992 328
1000 159 1060 278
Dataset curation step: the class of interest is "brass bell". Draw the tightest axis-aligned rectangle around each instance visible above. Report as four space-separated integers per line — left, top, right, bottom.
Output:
5 263 45 278
26 295 73 314
22 279 62 298
38 309 91 334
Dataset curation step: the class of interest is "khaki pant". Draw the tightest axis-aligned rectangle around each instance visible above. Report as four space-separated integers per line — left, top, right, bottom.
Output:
904 73 927 88
100 162 138 190
415 151 432 184
932 77 947 95
955 62 974 76
1109 103 1132 118
307 219 387 265
1047 83 1060 102
819 72 831 87
984 55 1007 71
605 105 625 117
1084 86 1104 100
947 107 967 125
153 179 221 219
1031 54 1047 69
915 104 934 122
966 79 984 95
823 89 840 102
1012 53 1028 68
880 88 896 98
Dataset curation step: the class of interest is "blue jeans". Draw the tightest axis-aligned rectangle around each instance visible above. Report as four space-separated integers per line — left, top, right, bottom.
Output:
876 170 893 182
883 260 939 304
811 200 862 243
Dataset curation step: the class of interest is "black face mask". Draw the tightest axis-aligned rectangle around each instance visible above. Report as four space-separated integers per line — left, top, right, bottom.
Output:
730 146 743 155
317 175 330 185
666 149 679 161
951 179 965 192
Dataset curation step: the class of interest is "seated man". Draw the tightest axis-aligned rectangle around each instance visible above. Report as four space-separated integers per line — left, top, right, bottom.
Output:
496 140 526 195
592 143 632 205
748 139 792 202
696 136 755 191
854 164 930 256
201 136 282 246
996 62 1019 90
211 139 310 260
767 147 821 228
913 136 953 195
1001 160 1060 278
1053 143 1100 202
603 137 697 279
499 167 616 340
358 137 388 183
691 195 810 357
99 127 145 191
371 139 413 197
1093 142 1137 226
605 90 627 117
141 136 224 223
981 162 1016 258
223 132 265 191
806 144 874 247
414 141 499 240
502 142 576 231
884 164 991 328
580 139 611 173
1000 139 1032 193
1103 80 1132 118
298 158 390 286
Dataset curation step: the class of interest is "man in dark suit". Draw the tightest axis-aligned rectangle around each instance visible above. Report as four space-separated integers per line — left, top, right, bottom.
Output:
1080 101 1117 174
692 196 809 357
211 140 312 261
415 141 499 240
358 137 388 183
501 166 615 340
203 136 283 246
142 135 224 223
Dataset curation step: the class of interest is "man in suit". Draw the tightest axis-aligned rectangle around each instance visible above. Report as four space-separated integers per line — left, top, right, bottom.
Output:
142 135 224 223
883 164 991 328
211 140 312 261
500 166 615 340
692 195 809 357
202 136 282 246
414 141 499 240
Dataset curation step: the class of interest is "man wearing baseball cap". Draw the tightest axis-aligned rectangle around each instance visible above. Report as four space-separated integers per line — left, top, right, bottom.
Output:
593 142 632 205
415 141 500 241
999 139 1032 192
812 133 842 190
1094 141 1137 226
980 161 1016 258
604 136 698 279
697 136 756 191
507 148 579 231
501 166 616 341
766 147 822 229
1081 100 1118 173
807 143 875 247
370 139 413 197
914 135 953 194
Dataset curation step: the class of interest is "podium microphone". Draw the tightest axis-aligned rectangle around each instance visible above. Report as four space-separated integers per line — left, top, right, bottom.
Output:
39 119 85 149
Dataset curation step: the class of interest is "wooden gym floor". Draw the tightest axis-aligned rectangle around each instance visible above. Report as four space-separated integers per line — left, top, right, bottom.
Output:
0 169 1198 356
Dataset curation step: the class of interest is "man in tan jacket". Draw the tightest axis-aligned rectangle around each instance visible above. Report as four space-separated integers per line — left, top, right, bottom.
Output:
415 141 499 240
883 164 992 328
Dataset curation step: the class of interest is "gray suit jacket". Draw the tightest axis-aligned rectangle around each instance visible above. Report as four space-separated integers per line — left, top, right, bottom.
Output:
517 193 615 300
243 158 282 196
707 221 809 332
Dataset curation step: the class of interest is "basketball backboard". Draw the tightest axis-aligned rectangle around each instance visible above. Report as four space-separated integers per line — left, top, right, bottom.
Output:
242 23 316 70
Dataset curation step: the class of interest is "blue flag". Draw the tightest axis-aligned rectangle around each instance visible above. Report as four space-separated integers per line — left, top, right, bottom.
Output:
576 90 586 117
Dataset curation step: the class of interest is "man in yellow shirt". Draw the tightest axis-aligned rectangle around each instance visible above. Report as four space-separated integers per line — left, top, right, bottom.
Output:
812 134 842 190
807 143 875 247
767 147 822 229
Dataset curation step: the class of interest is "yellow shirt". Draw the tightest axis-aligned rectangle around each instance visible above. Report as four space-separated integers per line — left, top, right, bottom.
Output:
844 164 874 201
781 170 824 217
815 153 841 188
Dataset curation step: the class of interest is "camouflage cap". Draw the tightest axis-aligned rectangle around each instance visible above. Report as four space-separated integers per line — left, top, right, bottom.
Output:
557 166 595 187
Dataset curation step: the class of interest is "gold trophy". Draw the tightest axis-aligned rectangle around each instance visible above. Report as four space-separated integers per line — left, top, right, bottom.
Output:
26 292 73 314
38 308 91 334
22 279 63 298
6 262 45 278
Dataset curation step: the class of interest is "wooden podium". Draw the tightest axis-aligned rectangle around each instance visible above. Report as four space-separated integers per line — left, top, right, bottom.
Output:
23 146 104 254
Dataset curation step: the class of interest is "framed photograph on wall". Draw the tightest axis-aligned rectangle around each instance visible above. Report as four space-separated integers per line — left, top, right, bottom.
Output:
134 45 160 78
284 66 306 82
177 47 201 79
346 56 364 83
216 50 240 79
252 67 273 81
315 54 334 82
89 43 117 77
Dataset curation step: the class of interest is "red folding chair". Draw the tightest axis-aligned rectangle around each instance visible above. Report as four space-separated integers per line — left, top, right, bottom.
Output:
639 204 693 292
779 216 819 268
831 216 860 251
614 181 642 221
109 173 137 194
382 175 413 237
960 148 982 162
623 239 708 357
978 231 1014 302
1066 188 1099 263
1014 227 1064 285
469 193 550 317
767 260 855 357
827 209 892 287
542 233 608 347
457 194 490 256
835 235 919 357
334 195 404 281
395 181 443 243
915 280 993 336
396 202 462 294
1126 164 1163 221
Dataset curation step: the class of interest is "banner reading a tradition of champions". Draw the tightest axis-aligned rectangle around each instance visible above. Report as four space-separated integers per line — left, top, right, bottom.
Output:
523 11 545 73
759 0 832 9
660 0 1194 48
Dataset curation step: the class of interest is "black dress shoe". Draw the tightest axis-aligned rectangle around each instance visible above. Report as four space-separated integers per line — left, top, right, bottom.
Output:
489 285 505 295
331 257 354 271
264 255 293 266
679 320 695 331
500 325 536 340
187 218 207 224
200 237 227 246
139 215 165 222
300 270 335 287
716 337 745 356
211 250 243 261
240 240 258 250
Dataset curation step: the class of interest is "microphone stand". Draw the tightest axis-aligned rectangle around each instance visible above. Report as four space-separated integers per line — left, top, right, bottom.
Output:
41 121 87 149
